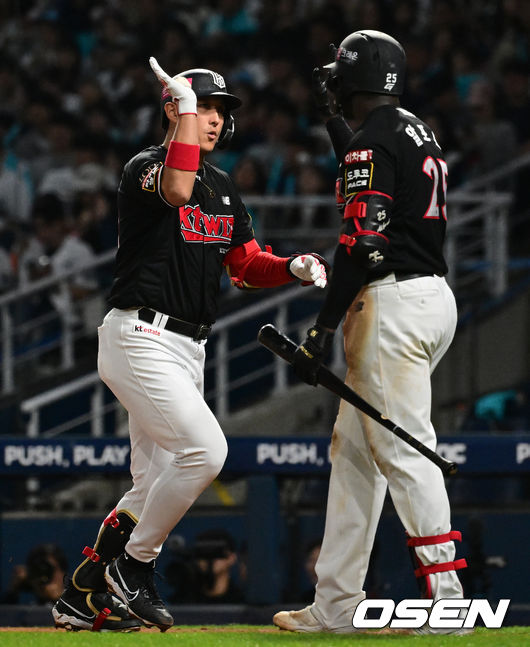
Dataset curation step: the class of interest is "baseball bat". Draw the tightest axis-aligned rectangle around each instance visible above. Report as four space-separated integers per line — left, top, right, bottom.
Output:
258 324 457 476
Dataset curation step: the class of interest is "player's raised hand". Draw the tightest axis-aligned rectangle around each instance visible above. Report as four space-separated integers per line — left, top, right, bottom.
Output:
312 67 336 119
288 253 329 288
149 57 197 115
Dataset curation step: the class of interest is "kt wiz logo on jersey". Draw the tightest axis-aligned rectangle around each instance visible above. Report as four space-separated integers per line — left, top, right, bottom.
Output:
179 204 234 243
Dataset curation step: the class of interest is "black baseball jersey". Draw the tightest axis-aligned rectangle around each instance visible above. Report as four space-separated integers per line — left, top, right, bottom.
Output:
336 105 449 279
108 146 254 324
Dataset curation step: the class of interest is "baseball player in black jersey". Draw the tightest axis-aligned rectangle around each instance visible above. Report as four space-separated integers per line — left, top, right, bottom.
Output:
274 31 468 635
52 60 328 632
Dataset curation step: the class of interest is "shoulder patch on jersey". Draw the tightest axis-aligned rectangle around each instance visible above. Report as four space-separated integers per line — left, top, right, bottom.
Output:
344 162 373 196
140 162 163 192
344 149 373 164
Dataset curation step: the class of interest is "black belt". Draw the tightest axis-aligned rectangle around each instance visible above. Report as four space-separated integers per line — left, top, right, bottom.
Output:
138 308 211 341
393 272 435 282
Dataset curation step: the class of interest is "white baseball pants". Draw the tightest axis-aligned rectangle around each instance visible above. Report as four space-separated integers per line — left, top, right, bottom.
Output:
311 274 463 630
97 308 227 562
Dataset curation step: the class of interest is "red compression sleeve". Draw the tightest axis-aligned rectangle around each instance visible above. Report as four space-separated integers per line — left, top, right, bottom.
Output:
165 141 200 171
224 240 295 288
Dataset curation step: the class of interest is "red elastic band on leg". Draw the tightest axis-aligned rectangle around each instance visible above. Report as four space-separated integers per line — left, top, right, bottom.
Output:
92 607 111 632
414 558 468 578
338 231 388 248
165 141 200 171
339 233 357 248
82 546 100 563
344 201 367 220
407 530 462 547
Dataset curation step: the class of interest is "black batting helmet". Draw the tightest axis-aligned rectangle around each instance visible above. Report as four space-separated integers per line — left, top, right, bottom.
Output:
161 68 242 149
324 30 406 107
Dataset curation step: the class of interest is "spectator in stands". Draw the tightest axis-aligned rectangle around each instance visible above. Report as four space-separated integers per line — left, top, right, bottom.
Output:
22 193 96 286
192 529 244 604
247 101 309 196
0 242 15 294
0 110 33 225
502 386 530 432
497 59 530 153
458 386 530 433
231 155 267 240
421 69 473 181
297 536 381 602
32 116 78 195
63 78 113 123
465 79 517 179
18 193 98 340
294 161 332 226
93 43 137 106
72 186 117 255
352 0 386 32
12 99 55 179
232 154 267 196
37 134 116 212
390 0 422 42
489 1 530 76
37 40 82 110
451 44 484 103
165 529 244 604
0 57 27 116
495 58 530 234
202 0 258 40
0 543 68 605
299 539 321 602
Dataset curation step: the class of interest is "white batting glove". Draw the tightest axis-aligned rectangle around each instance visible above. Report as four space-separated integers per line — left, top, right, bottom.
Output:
149 56 197 115
289 255 328 288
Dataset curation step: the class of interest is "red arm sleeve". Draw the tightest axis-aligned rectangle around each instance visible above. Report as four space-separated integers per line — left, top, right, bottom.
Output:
224 239 296 289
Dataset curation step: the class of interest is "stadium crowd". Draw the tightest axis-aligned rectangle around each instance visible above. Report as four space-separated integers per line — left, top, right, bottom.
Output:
0 0 529 293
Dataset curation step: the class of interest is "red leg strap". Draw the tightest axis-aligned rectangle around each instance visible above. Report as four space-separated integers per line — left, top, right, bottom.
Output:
407 530 462 547
92 607 111 632
407 530 467 598
339 233 357 248
414 558 468 578
103 508 120 529
82 546 100 563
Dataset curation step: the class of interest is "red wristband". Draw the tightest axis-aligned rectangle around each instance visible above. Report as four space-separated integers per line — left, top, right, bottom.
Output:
165 141 200 171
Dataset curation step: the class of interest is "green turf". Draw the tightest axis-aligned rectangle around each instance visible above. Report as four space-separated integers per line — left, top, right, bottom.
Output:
0 626 528 647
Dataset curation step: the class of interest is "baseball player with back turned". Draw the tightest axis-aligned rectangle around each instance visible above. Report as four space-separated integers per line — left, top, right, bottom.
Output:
52 59 328 632
273 30 469 635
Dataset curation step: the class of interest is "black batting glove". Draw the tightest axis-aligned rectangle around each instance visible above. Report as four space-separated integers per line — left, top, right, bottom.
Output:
292 324 334 386
312 67 335 119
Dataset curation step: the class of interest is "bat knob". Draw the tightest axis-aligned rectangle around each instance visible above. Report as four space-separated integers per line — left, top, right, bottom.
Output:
446 462 458 476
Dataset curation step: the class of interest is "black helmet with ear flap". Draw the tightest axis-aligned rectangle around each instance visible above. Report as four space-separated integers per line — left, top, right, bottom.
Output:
325 30 406 107
161 68 242 148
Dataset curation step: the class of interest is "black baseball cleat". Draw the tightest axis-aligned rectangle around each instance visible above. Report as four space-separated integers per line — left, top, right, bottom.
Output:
52 580 142 632
105 552 173 631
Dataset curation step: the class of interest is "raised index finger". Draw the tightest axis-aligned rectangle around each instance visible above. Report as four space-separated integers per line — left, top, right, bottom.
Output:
149 56 171 85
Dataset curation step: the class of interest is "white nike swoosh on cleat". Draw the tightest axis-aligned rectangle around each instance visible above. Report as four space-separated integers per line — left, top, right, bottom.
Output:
59 599 95 621
115 564 140 601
